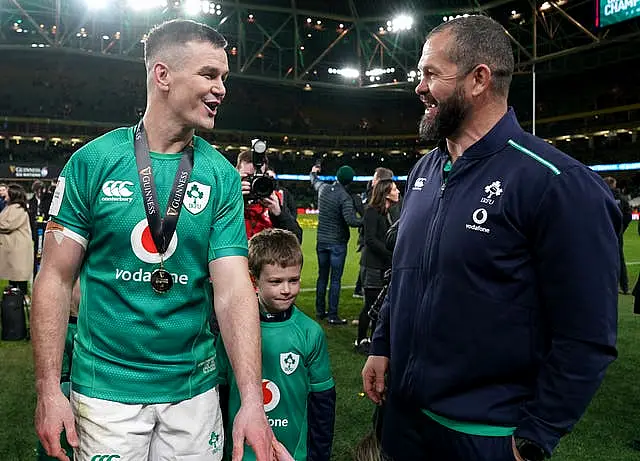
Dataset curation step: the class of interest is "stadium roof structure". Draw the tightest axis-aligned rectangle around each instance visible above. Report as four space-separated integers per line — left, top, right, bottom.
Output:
1 0 640 93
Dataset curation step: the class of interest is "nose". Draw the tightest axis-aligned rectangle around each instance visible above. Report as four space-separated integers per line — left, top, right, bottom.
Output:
212 78 226 99
281 282 291 295
415 78 428 98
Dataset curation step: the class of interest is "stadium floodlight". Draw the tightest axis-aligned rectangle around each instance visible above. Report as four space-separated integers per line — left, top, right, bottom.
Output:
339 68 360 78
86 0 109 9
390 14 414 32
128 0 167 11
183 0 201 15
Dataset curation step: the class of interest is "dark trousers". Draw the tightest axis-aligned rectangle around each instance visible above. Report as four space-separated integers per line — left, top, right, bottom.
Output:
357 287 381 342
315 242 347 319
381 394 516 461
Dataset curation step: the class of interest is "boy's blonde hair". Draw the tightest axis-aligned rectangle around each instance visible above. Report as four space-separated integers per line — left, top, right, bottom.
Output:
353 431 388 461
248 228 303 278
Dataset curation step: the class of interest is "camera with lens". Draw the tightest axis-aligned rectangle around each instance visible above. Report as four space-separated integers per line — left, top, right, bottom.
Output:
245 138 276 201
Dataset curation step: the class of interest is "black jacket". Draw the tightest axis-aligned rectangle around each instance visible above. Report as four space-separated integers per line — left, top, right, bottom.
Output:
360 206 393 270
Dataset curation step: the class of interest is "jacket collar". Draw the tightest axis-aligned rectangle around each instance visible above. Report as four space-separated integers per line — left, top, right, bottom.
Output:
437 108 522 160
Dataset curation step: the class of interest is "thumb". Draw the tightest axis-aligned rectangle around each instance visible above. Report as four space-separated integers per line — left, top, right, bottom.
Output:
63 415 79 448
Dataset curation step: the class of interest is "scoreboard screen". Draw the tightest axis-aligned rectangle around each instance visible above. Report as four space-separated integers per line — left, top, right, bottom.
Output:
596 0 640 27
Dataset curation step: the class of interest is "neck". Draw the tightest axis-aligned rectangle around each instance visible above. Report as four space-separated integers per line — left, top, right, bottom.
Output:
142 105 195 154
446 100 507 162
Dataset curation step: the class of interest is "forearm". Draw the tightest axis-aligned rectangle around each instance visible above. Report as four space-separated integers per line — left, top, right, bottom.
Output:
516 336 616 454
32 270 74 395
215 281 262 406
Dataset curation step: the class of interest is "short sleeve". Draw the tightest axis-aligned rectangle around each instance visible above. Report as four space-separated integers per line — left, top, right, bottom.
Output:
49 151 92 248
208 167 248 261
306 325 335 392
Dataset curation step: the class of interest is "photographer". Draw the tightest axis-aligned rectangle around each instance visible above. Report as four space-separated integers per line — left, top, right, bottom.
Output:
236 150 302 242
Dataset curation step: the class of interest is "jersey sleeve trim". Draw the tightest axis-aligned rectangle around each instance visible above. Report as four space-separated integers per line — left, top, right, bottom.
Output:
49 218 89 249
309 377 335 393
208 246 248 262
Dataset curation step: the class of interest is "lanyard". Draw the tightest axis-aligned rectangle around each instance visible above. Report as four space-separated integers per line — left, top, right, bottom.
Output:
134 122 194 256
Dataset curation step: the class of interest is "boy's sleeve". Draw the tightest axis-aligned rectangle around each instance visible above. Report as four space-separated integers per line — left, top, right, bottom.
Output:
307 388 336 461
306 324 336 461
306 325 334 392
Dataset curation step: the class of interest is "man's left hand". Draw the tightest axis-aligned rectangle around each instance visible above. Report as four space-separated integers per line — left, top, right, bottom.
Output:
262 192 281 216
232 402 273 461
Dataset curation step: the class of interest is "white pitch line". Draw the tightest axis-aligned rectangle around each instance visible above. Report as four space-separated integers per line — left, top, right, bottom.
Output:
627 262 640 265
300 285 356 292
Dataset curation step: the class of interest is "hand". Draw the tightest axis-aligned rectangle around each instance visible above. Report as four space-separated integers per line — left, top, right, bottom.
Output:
311 165 321 174
262 192 282 217
362 355 389 405
271 437 295 461
232 402 273 461
241 179 251 197
35 390 79 461
512 437 525 461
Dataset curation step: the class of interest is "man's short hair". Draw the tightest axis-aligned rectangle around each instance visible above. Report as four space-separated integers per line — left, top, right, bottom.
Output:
374 167 394 181
144 19 227 69
427 15 514 97
236 150 269 170
248 229 303 278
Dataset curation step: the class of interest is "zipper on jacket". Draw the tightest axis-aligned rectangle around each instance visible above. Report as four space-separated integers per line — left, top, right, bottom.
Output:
411 156 463 364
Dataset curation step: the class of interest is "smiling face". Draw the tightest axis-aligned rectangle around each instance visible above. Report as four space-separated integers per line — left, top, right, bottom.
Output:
256 263 301 314
415 32 472 141
160 40 229 131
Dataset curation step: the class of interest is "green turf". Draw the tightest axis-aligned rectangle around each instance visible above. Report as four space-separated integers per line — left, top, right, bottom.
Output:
2 222 640 460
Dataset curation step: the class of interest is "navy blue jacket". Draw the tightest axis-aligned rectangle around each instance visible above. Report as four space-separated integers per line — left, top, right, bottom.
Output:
371 109 620 455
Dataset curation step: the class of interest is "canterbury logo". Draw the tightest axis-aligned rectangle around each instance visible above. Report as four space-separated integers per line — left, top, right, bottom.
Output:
91 456 121 461
102 180 134 198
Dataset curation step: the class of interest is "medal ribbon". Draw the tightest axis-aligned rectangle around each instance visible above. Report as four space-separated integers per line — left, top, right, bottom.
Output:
134 121 194 259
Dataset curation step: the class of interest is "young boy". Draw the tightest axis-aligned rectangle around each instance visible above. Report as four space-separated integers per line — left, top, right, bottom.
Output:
217 228 336 461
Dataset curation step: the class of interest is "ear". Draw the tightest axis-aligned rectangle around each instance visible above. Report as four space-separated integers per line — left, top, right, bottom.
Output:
151 61 171 92
470 64 492 97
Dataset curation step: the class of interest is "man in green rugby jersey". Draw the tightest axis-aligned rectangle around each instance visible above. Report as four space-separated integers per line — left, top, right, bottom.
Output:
32 19 271 461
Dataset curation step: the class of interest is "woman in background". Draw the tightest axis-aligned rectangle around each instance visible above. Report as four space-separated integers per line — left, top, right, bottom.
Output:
355 179 400 354
0 184 34 296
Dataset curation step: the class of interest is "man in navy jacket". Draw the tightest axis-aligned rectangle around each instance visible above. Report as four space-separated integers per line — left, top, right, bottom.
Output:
362 15 621 461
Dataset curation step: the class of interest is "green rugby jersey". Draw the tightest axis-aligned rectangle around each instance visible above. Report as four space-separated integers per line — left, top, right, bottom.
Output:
217 306 335 461
49 126 247 403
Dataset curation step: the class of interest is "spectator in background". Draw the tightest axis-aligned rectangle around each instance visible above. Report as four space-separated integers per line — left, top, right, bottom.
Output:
237 151 302 242
267 167 302 240
354 168 395 298
28 180 53 277
604 176 632 294
355 179 400 354
310 164 362 325
28 180 53 222
0 183 8 212
0 184 34 297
